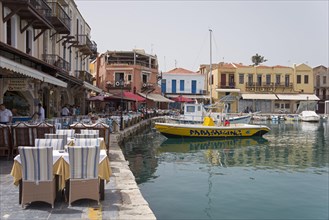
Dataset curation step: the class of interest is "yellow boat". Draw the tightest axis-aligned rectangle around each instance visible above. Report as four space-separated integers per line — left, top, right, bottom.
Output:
154 117 270 138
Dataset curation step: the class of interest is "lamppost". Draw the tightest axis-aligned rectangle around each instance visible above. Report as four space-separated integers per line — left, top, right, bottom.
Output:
120 79 124 130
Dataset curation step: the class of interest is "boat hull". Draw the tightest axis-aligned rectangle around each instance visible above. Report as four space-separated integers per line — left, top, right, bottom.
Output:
154 122 270 138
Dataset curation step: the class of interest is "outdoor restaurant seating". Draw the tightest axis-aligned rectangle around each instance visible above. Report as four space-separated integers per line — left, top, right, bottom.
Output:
34 122 55 139
11 122 35 156
0 124 11 159
80 129 99 136
56 129 75 138
72 138 100 148
35 138 65 150
44 134 68 146
18 146 56 208
70 123 110 150
74 133 99 139
67 146 100 206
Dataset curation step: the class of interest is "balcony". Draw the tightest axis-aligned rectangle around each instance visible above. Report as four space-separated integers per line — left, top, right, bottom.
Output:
245 82 293 92
74 70 94 84
141 82 156 93
106 81 132 91
47 2 71 34
42 54 70 72
219 82 236 89
1 0 53 33
72 35 93 56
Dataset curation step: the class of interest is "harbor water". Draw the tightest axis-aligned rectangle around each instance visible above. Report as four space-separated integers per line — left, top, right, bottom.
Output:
122 120 329 220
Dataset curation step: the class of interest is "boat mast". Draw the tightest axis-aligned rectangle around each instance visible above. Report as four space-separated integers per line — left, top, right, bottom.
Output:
209 29 212 105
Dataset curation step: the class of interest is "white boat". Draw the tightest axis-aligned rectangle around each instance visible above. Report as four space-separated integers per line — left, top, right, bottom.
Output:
298 111 320 122
167 103 252 124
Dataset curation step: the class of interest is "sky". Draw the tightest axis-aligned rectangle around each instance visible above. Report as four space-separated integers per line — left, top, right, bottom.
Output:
75 0 328 72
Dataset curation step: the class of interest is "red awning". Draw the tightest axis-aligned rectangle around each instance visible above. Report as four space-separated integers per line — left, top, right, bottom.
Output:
123 91 146 102
172 95 194 103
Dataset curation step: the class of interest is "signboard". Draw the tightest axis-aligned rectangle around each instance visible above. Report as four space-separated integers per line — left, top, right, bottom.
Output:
7 79 34 91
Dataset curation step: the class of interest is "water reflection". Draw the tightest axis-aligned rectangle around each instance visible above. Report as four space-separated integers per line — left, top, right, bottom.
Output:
122 121 329 184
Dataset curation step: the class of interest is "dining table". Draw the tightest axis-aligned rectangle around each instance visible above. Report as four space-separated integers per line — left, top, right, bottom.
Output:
10 149 112 203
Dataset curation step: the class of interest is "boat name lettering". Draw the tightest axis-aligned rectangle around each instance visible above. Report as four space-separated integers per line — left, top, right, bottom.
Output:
189 129 242 136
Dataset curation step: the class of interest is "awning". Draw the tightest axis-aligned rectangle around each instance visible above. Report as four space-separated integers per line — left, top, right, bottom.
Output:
166 94 211 99
276 94 319 101
123 91 145 102
216 88 241 93
138 93 174 102
0 56 67 88
241 93 278 100
83 82 102 93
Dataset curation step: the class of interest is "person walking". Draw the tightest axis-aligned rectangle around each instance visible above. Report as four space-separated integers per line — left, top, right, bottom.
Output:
0 103 13 124
37 103 45 122
61 105 70 116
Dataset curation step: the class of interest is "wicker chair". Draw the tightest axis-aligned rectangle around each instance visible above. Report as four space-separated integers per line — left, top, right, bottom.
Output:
11 122 35 156
0 124 11 159
18 146 56 208
67 146 100 206
34 122 55 138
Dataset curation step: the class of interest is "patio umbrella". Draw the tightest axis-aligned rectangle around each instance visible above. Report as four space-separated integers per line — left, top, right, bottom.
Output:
172 95 194 103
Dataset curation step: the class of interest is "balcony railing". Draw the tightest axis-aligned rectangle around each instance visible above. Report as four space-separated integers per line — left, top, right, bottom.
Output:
219 82 236 89
106 81 132 90
42 54 70 72
47 2 71 34
72 35 93 55
74 70 94 84
245 82 293 89
2 0 53 30
141 82 156 93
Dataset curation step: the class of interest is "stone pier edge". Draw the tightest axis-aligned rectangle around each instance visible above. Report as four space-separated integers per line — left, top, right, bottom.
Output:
105 118 157 220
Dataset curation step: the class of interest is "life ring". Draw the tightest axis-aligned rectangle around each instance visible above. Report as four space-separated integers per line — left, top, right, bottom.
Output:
143 83 147 87
115 81 120 86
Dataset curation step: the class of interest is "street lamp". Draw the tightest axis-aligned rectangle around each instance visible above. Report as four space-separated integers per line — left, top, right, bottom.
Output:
120 79 124 130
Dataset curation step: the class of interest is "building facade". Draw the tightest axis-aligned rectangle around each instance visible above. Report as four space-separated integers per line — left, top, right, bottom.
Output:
0 0 100 118
95 49 172 110
208 62 317 113
313 65 329 113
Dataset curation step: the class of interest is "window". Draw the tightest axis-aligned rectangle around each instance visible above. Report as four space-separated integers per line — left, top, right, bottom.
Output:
257 74 262 86
266 74 271 85
276 75 281 85
275 103 280 108
324 76 327 84
25 30 32 55
6 18 12 45
115 72 124 85
304 75 309 84
285 75 290 87
186 106 195 113
297 75 301 84
239 74 244 84
316 75 320 86
285 103 290 109
248 74 253 86
142 74 148 83
180 80 184 91
128 75 132 81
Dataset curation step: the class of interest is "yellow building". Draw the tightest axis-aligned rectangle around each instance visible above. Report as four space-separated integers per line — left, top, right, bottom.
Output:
208 62 318 113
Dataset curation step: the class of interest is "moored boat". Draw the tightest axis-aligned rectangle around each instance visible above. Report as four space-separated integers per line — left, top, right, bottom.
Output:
154 117 270 138
298 111 320 122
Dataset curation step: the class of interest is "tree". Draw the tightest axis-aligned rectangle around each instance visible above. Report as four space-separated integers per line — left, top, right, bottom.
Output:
251 53 267 66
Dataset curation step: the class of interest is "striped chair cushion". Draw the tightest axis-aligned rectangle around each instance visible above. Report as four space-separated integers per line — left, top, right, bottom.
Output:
74 134 99 139
44 134 68 146
18 146 53 182
68 146 100 179
73 138 100 147
56 129 75 138
80 130 99 136
35 138 64 150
